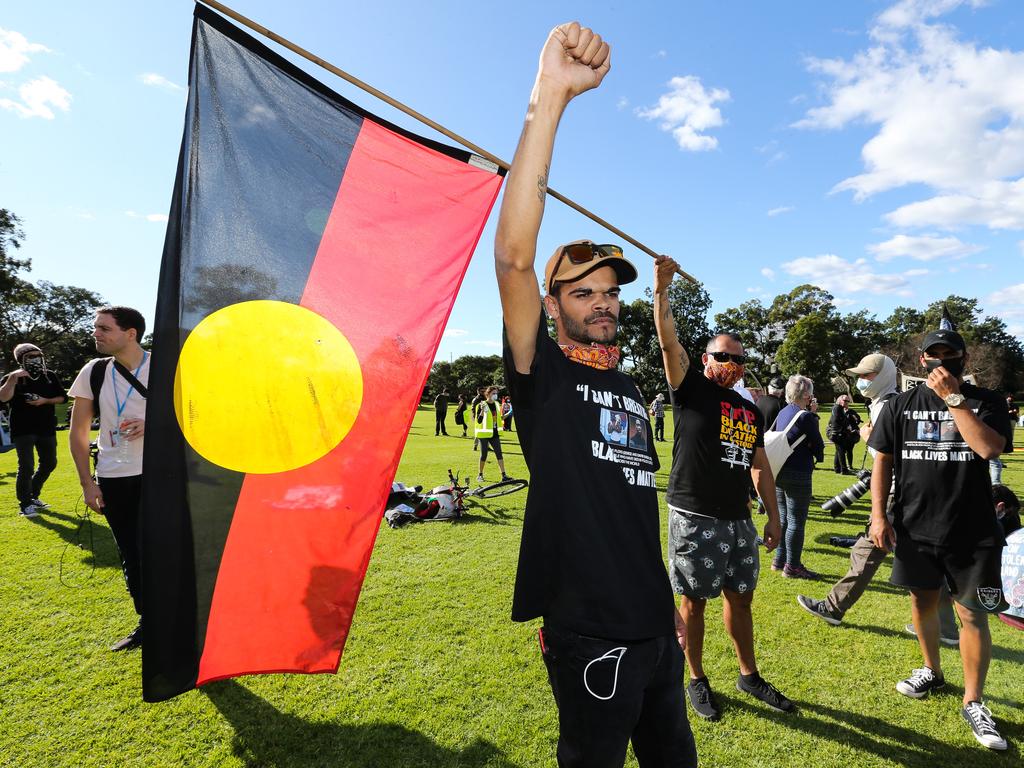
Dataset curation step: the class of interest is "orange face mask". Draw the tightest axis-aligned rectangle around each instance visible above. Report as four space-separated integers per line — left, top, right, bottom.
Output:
559 343 621 371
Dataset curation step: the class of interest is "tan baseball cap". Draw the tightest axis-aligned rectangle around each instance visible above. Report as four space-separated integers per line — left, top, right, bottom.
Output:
544 240 638 294
845 353 887 377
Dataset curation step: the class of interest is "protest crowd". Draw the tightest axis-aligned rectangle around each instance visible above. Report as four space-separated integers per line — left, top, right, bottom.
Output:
3 15 1024 768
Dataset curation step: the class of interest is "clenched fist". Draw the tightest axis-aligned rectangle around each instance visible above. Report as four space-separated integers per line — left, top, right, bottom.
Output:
537 22 611 99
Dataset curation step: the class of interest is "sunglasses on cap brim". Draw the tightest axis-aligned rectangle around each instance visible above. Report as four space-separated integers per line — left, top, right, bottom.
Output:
549 243 624 290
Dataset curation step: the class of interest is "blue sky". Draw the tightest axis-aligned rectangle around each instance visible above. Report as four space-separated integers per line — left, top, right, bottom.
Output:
3 0 1024 363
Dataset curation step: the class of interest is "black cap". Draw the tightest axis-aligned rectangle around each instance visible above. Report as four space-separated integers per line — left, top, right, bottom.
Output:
921 329 966 354
769 377 786 391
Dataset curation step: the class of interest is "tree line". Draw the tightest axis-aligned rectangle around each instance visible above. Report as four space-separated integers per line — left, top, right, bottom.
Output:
0 208 107 379
428 281 1024 402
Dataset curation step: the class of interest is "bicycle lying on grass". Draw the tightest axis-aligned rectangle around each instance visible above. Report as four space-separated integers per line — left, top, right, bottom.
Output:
384 468 528 527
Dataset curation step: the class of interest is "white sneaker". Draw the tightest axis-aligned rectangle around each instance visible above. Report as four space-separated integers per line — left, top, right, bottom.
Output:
31 497 49 508
19 504 41 518
476 474 484 483
962 701 1007 750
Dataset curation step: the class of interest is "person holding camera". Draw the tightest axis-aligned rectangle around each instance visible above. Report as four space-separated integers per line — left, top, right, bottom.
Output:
827 394 860 475
0 343 68 518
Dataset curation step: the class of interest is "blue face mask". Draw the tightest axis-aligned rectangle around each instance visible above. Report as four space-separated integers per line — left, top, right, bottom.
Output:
855 378 871 394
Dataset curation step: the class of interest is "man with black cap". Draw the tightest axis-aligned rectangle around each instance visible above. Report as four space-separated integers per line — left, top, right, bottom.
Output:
867 329 1013 751
0 343 68 517
797 352 956 639
494 21 696 767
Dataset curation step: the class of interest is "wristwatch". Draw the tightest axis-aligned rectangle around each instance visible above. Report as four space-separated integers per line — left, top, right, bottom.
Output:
944 393 966 408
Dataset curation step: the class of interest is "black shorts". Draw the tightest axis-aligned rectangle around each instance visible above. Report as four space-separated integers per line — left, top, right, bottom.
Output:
891 539 1008 613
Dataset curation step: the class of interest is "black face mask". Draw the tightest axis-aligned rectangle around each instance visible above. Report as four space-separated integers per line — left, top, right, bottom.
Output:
925 356 965 378
23 357 44 376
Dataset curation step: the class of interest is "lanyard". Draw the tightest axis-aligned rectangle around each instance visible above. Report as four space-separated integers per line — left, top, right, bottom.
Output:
112 352 148 420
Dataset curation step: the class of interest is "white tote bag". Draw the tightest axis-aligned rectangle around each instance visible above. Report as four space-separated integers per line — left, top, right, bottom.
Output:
764 409 807 478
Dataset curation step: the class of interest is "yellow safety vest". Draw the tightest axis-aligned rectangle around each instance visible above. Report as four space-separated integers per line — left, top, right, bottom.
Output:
475 402 496 438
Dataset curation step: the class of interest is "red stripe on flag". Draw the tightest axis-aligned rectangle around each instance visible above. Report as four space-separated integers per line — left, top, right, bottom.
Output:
196 120 501 683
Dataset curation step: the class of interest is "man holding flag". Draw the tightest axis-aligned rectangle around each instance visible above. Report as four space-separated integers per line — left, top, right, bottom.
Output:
495 21 696 767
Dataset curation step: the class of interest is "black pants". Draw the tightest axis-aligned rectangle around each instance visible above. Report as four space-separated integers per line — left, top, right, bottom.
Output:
654 417 665 441
435 410 448 435
540 627 697 768
831 437 849 473
98 475 143 617
14 433 58 509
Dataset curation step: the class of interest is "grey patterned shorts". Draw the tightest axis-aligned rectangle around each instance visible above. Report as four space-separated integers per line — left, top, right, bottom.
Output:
668 510 760 599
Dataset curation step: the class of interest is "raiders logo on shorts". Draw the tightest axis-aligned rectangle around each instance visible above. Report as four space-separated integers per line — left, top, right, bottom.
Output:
977 587 1003 611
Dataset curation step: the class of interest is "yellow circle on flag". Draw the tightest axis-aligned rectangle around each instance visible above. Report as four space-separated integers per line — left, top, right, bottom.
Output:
174 300 363 474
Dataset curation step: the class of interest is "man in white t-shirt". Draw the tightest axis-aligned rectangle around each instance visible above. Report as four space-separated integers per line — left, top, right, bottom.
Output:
68 306 150 652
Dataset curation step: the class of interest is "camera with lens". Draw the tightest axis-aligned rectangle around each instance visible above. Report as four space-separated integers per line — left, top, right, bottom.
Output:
821 469 872 518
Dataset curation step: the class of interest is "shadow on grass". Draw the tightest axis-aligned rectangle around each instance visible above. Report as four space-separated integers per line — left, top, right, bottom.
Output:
28 508 121 569
719 693 1019 766
205 679 524 768
850 622 1024 665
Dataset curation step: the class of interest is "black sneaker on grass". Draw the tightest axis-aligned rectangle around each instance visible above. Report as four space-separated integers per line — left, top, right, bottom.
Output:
736 673 794 713
110 624 143 652
961 701 1007 750
686 677 721 720
895 667 944 698
796 595 842 626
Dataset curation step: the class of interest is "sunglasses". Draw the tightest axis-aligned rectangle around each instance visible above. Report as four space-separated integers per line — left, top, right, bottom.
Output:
548 243 624 290
708 351 747 365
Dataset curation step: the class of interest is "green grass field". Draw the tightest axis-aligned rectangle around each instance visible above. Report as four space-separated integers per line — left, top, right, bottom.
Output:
2 404 1021 767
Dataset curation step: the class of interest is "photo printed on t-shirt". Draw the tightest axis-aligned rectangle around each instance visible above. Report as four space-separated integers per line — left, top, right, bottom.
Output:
600 408 628 446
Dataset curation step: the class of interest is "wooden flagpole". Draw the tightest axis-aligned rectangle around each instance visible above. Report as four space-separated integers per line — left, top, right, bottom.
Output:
195 0 698 284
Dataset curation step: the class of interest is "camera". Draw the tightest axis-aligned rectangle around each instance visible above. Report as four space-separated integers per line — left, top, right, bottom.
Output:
821 469 872 518
23 392 40 402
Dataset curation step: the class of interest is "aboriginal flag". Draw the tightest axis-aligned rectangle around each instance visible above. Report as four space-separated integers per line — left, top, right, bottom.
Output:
141 6 502 702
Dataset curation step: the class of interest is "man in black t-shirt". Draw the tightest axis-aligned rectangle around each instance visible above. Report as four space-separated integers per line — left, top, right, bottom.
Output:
0 343 68 517
494 23 696 768
433 388 450 436
868 328 1012 752
756 378 784 433
653 258 790 722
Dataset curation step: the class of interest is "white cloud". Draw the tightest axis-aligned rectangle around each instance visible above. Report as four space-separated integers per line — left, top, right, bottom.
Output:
616 96 630 111
464 340 501 349
868 234 983 261
987 282 1024 338
746 286 762 293
636 75 729 151
139 72 184 91
442 328 468 338
0 28 49 73
653 50 668 59
0 76 70 119
767 206 795 217
832 297 857 307
760 267 776 280
124 211 168 223
781 253 926 295
795 1 1024 231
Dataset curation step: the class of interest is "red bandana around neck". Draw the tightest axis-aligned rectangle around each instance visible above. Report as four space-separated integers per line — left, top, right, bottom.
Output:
559 343 621 370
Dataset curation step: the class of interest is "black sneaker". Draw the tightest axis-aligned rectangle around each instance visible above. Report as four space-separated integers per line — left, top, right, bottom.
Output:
961 701 1007 750
796 595 842 626
895 667 944 698
736 673 795 713
110 624 143 652
686 677 722 720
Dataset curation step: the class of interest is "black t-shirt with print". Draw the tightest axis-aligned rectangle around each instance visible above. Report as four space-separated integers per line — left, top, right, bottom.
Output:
503 320 673 641
666 365 765 520
868 382 1012 549
5 371 67 438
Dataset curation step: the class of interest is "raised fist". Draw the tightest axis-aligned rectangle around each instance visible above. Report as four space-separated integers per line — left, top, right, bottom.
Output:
538 22 611 99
